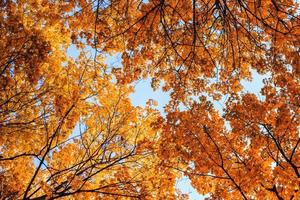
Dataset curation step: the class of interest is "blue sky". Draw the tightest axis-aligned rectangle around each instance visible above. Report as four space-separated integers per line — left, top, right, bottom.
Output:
67 44 268 200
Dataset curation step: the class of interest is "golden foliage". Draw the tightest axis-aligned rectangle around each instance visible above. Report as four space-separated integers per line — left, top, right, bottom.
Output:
0 0 299 199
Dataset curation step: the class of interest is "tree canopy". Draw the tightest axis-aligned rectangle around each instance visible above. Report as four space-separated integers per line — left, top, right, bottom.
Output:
0 0 299 199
